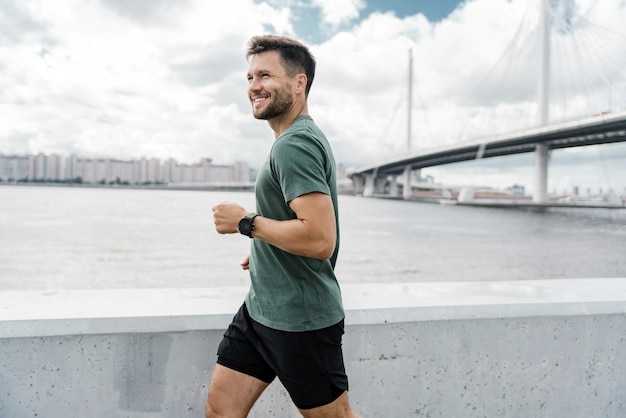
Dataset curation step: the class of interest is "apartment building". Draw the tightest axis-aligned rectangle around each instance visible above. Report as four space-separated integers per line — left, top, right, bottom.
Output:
0 153 251 185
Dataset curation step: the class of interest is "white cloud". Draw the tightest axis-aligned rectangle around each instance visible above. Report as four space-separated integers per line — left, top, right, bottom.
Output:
312 0 365 27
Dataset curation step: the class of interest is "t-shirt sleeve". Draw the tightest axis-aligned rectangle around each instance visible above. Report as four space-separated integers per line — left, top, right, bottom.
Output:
270 133 331 203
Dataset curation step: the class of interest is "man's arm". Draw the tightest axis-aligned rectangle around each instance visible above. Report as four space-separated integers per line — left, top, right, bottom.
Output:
254 192 336 260
212 191 336 260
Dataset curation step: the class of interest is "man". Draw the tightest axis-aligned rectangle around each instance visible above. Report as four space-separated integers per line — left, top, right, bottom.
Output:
207 35 360 418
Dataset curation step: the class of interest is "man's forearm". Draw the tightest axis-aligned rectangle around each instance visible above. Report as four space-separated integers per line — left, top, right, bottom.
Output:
251 215 336 260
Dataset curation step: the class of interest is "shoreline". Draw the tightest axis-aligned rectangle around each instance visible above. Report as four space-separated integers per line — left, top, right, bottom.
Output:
0 181 255 192
3 182 625 208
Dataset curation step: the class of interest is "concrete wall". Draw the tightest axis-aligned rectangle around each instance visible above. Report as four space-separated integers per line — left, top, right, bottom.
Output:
1 279 626 417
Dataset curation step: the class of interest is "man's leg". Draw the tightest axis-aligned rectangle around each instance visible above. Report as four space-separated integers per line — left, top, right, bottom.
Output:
299 392 361 418
205 364 270 418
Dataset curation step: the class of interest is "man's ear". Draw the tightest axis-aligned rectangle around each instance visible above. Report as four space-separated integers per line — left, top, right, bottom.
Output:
295 73 307 94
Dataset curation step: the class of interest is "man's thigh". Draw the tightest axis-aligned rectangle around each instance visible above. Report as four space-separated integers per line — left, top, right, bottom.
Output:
205 364 269 418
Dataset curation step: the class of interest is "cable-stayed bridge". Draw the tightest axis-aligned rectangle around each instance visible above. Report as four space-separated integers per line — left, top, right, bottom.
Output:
347 0 626 204
347 110 626 200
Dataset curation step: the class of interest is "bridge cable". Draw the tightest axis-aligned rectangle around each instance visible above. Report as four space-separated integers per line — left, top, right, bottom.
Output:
373 87 404 158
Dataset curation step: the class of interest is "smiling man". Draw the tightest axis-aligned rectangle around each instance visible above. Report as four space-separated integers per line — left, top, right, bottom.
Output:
207 35 360 418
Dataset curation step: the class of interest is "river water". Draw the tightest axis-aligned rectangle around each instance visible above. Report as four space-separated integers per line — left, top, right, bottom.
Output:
1 185 625 291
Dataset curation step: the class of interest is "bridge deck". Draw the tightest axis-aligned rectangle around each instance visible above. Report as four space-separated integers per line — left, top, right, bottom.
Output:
348 110 626 177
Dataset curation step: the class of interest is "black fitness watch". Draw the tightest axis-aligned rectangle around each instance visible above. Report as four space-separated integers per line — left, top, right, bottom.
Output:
238 213 258 238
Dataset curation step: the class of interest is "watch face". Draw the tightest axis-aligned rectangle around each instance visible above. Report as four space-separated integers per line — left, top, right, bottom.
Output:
238 217 253 235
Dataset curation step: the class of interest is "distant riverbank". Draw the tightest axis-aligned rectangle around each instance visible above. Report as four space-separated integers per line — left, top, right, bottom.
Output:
0 181 255 192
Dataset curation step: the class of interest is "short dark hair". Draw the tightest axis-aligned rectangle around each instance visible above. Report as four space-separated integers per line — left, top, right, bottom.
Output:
246 35 316 98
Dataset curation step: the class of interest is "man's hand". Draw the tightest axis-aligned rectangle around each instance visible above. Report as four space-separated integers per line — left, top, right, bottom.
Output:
240 255 250 270
212 202 247 234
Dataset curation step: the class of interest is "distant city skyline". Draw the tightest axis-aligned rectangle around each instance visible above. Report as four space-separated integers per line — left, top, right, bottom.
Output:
0 152 251 185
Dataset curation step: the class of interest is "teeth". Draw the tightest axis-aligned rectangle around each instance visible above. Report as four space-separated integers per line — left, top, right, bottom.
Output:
254 97 268 103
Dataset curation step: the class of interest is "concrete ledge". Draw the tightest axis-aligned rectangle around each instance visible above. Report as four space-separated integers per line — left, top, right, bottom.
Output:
2 279 626 417
2 279 626 338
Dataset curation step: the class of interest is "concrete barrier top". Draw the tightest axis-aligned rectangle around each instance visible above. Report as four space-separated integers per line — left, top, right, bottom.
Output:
1 278 626 339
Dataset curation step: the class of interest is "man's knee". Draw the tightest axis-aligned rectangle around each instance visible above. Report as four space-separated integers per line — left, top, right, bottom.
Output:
204 395 215 418
205 391 228 418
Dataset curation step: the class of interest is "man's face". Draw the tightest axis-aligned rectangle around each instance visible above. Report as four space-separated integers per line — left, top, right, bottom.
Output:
247 50 295 120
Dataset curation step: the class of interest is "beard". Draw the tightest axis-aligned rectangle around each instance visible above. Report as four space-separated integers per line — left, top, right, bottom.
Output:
252 84 294 120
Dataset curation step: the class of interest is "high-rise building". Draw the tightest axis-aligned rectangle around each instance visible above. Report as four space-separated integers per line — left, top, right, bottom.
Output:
0 153 252 185
0 154 30 181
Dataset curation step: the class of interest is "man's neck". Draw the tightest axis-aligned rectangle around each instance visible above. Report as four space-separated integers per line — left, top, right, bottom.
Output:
269 101 309 139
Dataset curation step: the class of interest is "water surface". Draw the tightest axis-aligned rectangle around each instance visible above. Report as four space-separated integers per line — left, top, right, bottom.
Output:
1 185 624 291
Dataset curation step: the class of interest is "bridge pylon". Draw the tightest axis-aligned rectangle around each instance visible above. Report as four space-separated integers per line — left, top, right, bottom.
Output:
533 0 551 204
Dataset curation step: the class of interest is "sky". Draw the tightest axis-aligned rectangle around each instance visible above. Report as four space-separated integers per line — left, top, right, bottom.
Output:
1 0 626 195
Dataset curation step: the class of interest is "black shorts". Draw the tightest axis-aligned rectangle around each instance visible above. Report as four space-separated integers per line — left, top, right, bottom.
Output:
216 303 349 410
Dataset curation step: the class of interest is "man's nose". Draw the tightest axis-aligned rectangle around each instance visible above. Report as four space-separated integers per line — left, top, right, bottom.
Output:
248 76 261 92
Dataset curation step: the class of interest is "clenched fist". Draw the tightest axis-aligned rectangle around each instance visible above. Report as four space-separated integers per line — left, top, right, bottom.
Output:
211 201 247 234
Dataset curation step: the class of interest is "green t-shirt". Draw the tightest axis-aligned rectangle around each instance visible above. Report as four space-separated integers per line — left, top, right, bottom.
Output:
245 115 344 332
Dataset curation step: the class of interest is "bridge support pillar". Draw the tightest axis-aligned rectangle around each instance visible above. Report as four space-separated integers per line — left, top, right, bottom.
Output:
402 165 412 200
363 174 375 197
351 176 365 195
362 172 390 197
389 175 399 197
533 144 549 203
